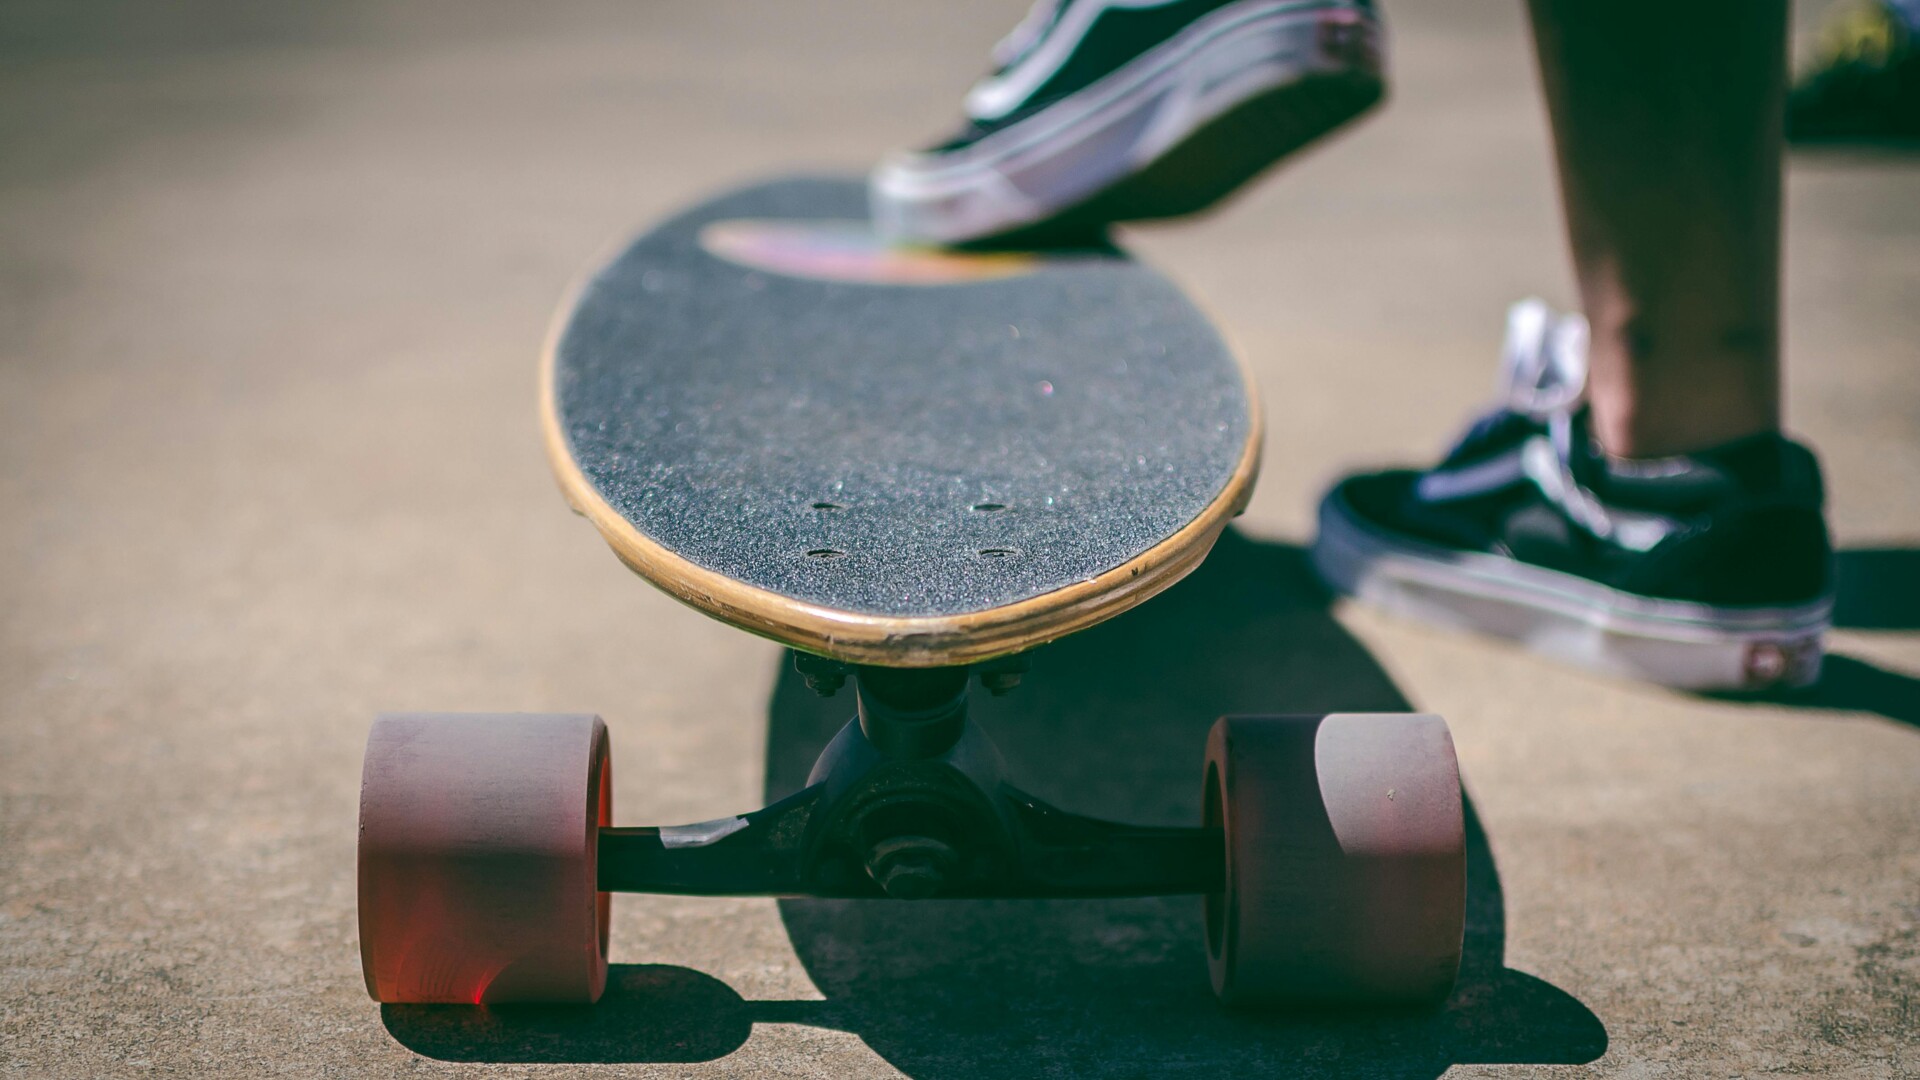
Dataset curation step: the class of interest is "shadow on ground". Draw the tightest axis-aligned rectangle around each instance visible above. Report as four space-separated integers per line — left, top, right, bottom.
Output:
764 530 1605 1078
383 530 1606 1073
380 536 1920 1069
381 964 755 1063
1833 547 1920 632
1712 546 1920 729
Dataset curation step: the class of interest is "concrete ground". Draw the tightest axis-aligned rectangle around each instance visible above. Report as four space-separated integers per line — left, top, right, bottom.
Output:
2 2 1917 1076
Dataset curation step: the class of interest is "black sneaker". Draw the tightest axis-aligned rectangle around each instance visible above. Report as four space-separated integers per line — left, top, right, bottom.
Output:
871 0 1385 245
1788 0 1920 143
1312 299 1834 691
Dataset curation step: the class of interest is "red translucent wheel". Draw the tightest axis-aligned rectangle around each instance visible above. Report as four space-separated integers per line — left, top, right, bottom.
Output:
358 712 612 1004
1204 713 1465 1007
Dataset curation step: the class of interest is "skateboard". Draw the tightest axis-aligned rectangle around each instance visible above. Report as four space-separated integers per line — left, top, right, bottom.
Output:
357 176 1466 1010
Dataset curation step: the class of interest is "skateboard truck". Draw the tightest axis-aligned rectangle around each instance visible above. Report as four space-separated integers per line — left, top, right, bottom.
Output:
359 691 1467 1009
599 663 1222 901
792 653 850 696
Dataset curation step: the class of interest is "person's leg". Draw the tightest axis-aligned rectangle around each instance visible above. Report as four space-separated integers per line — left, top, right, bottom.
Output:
1526 0 1788 458
1312 0 1831 691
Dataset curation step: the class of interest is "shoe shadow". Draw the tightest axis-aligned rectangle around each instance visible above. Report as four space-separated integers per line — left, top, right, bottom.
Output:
1833 547 1920 631
766 529 1606 1078
1713 652 1920 731
1709 547 1920 730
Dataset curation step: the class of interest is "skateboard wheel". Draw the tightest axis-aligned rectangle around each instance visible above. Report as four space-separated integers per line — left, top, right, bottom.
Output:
1203 713 1464 1007
358 712 612 1004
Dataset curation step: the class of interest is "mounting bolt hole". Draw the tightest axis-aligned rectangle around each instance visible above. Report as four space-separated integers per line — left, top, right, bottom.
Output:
977 548 1017 560
806 548 845 560
971 503 1006 513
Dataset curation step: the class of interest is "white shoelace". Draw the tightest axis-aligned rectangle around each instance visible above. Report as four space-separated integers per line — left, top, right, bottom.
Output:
1497 296 1589 420
1422 298 1680 552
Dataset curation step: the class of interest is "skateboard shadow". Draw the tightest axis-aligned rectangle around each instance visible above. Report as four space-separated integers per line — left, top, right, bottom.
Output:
379 537 1917 1069
763 529 1607 1078
380 529 1607 1071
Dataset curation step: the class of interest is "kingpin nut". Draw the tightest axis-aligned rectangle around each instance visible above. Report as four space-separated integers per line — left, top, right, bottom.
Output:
864 835 958 900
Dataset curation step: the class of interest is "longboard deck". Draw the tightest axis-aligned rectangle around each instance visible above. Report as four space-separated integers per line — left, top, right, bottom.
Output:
544 176 1259 666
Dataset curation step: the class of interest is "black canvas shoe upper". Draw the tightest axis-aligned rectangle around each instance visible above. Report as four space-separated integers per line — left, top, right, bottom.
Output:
1330 300 1833 610
929 0 1368 152
873 0 1387 244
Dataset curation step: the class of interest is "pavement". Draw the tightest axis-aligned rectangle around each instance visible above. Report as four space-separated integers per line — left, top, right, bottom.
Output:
2 2 1917 1077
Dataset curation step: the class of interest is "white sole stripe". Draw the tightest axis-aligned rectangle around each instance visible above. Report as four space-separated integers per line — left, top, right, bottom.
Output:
1312 490 1830 690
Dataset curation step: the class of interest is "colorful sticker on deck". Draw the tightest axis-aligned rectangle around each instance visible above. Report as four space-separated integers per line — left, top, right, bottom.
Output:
699 220 1038 285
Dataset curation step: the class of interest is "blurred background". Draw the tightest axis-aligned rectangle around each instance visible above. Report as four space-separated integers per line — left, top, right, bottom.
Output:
1 2 1916 1076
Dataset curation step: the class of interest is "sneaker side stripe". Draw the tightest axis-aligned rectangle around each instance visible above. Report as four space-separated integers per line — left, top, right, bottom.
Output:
965 0 1346 121
1520 435 1680 553
1314 491 1829 690
1414 448 1526 503
1320 491 1830 632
